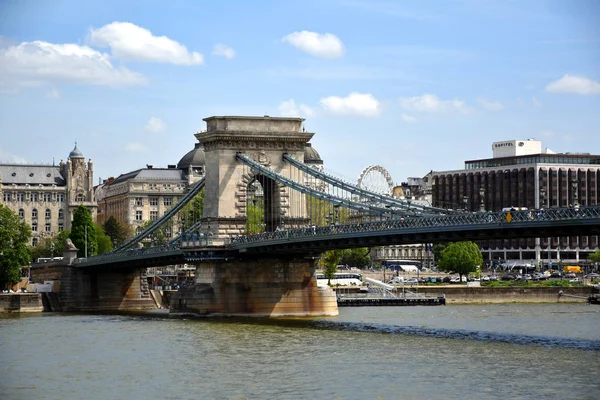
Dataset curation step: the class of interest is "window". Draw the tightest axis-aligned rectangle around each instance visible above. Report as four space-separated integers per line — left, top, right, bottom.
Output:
76 194 84 202
32 223 38 232
135 210 143 221
31 193 38 202
43 193 51 202
32 238 38 246
57 193 64 202
58 209 64 219
45 223 51 232
150 211 158 221
164 197 172 207
135 197 143 206
3 192 11 202
19 209 24 218
17 192 25 202
149 197 159 206
45 209 51 219
32 209 38 219
58 223 64 231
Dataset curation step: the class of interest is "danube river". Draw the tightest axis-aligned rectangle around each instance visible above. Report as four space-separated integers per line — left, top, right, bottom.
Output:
1 304 598 399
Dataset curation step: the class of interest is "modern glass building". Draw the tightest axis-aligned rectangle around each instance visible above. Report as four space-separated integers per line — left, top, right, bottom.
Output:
431 139 599 268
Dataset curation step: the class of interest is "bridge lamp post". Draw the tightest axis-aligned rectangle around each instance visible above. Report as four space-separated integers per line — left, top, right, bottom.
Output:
462 196 468 212
479 187 485 212
540 188 549 271
571 180 578 206
333 205 340 225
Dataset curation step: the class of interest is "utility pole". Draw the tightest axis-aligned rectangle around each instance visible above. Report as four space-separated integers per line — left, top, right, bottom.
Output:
85 225 88 259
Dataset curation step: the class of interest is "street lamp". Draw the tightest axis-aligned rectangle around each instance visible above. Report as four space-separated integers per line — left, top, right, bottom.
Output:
540 188 546 209
479 187 485 212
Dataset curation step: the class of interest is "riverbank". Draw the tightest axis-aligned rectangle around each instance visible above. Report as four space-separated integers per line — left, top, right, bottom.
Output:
392 286 594 304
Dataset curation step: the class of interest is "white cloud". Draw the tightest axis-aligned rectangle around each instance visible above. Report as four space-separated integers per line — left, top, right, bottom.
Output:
320 92 380 117
400 113 417 123
0 40 146 88
145 117 166 133
545 74 600 95
477 98 503 111
400 93 470 113
212 43 235 59
0 146 28 163
46 88 60 99
282 31 344 59
532 96 542 107
125 142 148 152
278 99 315 117
90 22 204 65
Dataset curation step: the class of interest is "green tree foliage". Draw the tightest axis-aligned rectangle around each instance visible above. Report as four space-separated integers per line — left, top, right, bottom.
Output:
94 223 113 254
31 231 71 261
340 248 371 268
432 243 449 264
306 196 350 226
437 241 483 282
140 220 168 247
179 188 204 232
69 205 97 257
589 250 600 263
321 250 343 285
246 198 265 234
102 216 129 246
0 204 31 289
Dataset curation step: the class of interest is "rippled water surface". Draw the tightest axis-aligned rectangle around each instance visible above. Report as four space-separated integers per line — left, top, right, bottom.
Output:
1 304 598 400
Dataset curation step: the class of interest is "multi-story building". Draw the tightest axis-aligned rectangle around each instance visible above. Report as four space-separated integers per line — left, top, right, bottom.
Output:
431 139 600 267
0 144 97 246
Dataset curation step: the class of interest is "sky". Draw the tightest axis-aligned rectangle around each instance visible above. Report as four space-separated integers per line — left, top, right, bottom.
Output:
1 0 599 187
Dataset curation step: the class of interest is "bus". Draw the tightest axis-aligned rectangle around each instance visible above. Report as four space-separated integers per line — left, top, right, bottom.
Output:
316 273 363 287
382 260 422 272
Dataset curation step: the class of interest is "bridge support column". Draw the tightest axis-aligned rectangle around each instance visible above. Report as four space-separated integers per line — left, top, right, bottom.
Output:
60 267 156 312
170 258 338 317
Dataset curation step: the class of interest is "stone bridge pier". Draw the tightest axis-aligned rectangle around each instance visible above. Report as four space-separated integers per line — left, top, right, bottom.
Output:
170 257 338 317
60 267 156 312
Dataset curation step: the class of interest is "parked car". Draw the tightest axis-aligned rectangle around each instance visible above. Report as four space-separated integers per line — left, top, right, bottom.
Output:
405 278 419 285
564 272 576 279
550 271 562 278
569 277 581 283
583 273 600 279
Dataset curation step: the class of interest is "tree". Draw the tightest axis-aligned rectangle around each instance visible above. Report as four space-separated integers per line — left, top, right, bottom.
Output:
246 198 265 234
95 223 113 254
321 250 343 285
589 250 600 263
0 204 31 289
179 188 204 232
340 248 371 268
102 216 128 246
432 243 449 265
437 241 483 283
69 205 97 257
31 231 70 262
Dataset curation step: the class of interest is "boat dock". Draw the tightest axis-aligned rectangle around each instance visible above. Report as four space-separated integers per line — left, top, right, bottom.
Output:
337 296 446 307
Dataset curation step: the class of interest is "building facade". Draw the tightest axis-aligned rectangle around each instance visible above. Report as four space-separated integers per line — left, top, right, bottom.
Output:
0 145 97 246
431 139 600 267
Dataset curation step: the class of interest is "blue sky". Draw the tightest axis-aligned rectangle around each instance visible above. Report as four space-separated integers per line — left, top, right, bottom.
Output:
1 0 599 186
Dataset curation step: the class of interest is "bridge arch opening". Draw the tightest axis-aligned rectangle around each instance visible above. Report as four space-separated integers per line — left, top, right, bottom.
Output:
244 173 284 233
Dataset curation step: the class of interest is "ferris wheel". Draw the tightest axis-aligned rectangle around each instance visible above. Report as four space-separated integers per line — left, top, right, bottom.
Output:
356 165 395 196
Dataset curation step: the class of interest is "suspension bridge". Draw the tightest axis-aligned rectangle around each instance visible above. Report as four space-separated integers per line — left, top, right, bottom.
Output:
37 116 600 317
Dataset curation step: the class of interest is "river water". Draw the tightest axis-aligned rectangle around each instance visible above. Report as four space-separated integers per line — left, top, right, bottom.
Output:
1 304 598 400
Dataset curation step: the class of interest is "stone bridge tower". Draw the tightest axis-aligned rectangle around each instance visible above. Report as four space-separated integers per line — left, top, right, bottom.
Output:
197 116 313 244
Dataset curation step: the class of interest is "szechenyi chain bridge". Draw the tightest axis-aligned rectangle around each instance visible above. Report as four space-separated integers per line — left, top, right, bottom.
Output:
29 116 600 317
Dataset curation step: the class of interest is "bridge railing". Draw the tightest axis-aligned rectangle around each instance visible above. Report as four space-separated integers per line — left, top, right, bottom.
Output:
75 244 182 266
228 206 600 247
